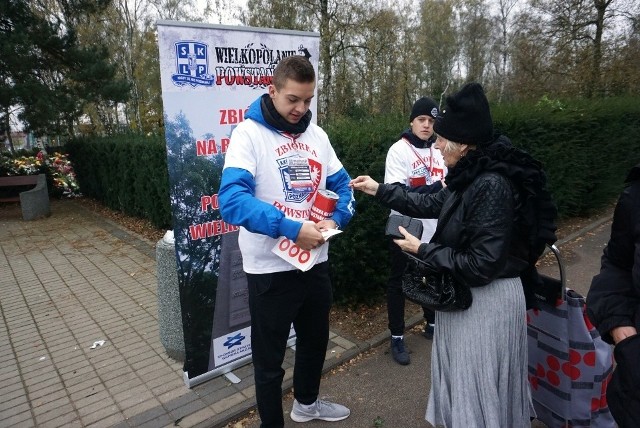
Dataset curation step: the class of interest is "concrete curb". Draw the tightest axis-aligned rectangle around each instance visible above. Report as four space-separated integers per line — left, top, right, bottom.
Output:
555 213 613 247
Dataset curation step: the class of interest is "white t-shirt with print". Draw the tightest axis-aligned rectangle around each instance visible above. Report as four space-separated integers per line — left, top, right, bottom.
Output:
224 119 344 273
384 138 447 242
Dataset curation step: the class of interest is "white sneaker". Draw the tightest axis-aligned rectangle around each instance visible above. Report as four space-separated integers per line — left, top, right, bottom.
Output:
290 398 351 422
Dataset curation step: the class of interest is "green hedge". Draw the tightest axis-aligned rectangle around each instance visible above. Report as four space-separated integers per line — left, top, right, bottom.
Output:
66 135 172 229
491 97 640 216
65 97 640 306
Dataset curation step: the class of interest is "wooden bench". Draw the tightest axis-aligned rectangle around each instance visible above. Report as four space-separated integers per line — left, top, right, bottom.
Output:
0 174 51 220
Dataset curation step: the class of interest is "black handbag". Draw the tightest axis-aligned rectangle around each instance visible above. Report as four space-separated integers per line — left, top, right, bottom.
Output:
402 253 473 312
399 192 472 312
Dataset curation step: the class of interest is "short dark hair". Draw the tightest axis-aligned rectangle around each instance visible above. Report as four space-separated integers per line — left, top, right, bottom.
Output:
272 56 315 89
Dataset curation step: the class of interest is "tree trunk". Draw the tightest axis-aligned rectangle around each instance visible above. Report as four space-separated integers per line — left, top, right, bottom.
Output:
318 0 332 123
589 0 611 97
497 0 516 103
2 109 15 154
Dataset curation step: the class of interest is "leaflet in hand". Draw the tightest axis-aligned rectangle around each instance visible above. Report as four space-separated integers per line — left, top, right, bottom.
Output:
271 229 342 271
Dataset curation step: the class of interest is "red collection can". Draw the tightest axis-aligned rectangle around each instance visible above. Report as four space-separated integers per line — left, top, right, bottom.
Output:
309 189 339 222
409 175 427 187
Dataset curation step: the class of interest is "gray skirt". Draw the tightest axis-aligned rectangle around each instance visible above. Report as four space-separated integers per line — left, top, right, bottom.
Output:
426 277 534 428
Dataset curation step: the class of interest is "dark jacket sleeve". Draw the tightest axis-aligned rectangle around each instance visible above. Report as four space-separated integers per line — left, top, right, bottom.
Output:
375 182 449 219
387 180 444 195
416 173 515 287
587 183 639 344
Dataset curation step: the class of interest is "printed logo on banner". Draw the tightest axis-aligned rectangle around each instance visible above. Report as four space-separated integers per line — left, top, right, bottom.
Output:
213 326 252 366
298 44 312 60
223 332 246 349
172 41 215 87
277 156 322 203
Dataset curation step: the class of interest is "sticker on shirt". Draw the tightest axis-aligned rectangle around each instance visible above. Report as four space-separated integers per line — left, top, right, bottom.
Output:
410 167 433 185
286 158 313 194
278 155 322 203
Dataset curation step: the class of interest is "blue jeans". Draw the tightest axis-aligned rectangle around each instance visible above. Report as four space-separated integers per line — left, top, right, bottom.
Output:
247 262 332 428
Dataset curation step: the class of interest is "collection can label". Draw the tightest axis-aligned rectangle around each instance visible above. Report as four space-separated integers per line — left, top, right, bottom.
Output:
309 189 339 223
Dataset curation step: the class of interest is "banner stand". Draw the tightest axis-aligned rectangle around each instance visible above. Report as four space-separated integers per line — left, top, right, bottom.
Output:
183 354 252 388
183 337 298 388
158 20 320 387
224 372 241 384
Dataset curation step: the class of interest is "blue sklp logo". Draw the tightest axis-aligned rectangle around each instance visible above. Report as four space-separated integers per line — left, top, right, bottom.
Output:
172 41 215 87
223 333 246 349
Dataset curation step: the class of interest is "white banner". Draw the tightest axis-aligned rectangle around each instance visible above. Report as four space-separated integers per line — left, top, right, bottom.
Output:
157 20 320 386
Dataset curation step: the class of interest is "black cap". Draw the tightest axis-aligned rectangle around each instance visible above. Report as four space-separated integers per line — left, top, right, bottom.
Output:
433 83 493 146
410 97 439 122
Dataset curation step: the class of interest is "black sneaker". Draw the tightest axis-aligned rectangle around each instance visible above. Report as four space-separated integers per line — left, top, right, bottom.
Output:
390 337 410 365
422 323 435 340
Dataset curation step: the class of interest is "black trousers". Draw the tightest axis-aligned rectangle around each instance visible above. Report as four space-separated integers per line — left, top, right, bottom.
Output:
387 238 435 336
246 262 332 428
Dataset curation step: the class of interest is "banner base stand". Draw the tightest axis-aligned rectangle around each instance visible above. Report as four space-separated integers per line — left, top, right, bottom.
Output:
183 354 253 388
182 338 297 388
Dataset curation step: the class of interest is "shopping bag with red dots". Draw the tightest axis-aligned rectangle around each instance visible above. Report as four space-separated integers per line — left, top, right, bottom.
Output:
527 247 615 427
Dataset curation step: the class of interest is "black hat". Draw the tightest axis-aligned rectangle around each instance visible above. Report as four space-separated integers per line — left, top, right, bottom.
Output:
433 83 494 146
410 97 439 122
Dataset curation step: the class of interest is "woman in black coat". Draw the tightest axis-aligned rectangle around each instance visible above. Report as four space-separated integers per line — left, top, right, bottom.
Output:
587 163 640 427
350 83 556 427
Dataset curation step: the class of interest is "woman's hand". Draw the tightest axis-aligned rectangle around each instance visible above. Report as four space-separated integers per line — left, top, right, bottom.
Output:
349 175 379 196
393 226 422 254
610 326 637 345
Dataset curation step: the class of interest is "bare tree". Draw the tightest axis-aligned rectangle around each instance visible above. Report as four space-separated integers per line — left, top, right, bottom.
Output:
589 0 614 96
419 0 459 101
494 0 518 102
528 0 625 97
243 0 380 120
458 0 492 84
148 0 204 21
43 0 639 132
236 0 639 111
244 0 311 30
504 9 551 100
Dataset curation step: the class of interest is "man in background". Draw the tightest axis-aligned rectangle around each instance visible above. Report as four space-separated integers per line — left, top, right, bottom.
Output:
383 97 446 365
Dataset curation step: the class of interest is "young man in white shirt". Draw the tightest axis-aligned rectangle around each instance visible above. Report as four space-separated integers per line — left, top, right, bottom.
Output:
219 55 355 427
384 97 447 365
